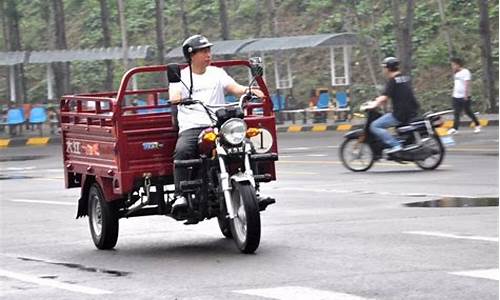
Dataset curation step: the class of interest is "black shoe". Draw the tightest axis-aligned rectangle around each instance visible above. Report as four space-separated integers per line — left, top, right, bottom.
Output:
171 196 188 215
257 196 276 211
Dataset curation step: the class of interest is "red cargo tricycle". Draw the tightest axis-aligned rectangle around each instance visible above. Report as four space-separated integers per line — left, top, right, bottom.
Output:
60 59 278 253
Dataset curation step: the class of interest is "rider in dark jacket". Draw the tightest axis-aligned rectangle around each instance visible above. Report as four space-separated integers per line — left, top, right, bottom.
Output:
367 57 420 154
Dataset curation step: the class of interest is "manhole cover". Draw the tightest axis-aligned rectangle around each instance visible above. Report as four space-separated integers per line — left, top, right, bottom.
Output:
405 197 499 207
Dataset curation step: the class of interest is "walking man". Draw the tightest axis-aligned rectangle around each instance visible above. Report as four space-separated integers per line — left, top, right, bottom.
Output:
448 57 481 134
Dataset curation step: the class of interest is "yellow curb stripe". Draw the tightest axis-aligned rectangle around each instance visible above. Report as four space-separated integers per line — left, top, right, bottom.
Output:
442 120 454 128
336 124 352 131
0 139 10 147
436 127 449 137
312 124 327 132
287 125 302 133
470 119 488 127
26 137 50 146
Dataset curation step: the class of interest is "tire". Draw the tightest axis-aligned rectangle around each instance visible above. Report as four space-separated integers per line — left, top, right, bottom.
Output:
339 138 374 172
229 182 261 254
88 183 119 250
415 135 445 170
217 200 233 239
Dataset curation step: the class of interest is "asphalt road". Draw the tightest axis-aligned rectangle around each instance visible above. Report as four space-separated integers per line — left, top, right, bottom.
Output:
0 127 498 300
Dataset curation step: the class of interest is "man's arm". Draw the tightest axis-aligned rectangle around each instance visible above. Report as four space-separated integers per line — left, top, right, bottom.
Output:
464 79 470 100
373 95 389 107
169 86 182 104
226 83 264 98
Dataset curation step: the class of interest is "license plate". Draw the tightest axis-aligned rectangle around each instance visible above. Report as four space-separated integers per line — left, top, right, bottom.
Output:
440 136 455 146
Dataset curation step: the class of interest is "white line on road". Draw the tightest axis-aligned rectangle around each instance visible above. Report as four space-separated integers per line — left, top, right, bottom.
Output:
0 269 112 295
449 269 499 281
306 154 328 157
9 199 74 206
281 147 310 151
404 231 498 242
234 286 373 300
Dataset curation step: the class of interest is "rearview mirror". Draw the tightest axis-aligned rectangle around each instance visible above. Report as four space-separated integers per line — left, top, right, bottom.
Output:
249 57 263 77
167 64 181 83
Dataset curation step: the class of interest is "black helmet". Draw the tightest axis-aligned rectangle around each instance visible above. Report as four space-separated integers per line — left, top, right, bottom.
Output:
182 35 213 61
381 57 400 70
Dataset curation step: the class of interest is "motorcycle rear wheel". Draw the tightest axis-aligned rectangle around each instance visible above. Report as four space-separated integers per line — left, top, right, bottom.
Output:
340 138 374 172
229 182 261 254
415 135 444 170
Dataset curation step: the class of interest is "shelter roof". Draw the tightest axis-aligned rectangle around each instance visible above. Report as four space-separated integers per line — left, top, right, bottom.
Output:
165 33 358 59
0 46 153 65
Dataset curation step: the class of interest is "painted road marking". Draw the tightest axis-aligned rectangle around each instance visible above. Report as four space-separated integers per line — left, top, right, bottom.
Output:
450 269 499 281
282 147 310 151
278 160 451 168
280 171 318 175
234 286 372 300
306 154 328 157
9 199 74 206
404 231 498 242
0 269 112 295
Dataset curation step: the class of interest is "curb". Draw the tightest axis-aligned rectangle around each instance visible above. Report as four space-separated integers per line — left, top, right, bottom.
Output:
0 136 61 148
0 118 497 147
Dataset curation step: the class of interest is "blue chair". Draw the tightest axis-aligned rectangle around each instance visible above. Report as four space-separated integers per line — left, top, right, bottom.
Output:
29 107 48 136
135 99 147 106
7 108 25 136
271 94 285 112
29 107 47 124
333 91 351 122
225 95 237 103
335 91 349 109
316 93 331 109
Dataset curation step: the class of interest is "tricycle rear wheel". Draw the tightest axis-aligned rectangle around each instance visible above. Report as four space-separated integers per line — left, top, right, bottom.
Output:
88 183 119 250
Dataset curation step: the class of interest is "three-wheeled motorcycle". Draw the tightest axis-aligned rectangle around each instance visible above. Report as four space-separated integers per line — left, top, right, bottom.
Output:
60 59 278 253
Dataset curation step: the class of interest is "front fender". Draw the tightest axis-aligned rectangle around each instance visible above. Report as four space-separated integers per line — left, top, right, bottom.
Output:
231 172 254 184
344 128 364 139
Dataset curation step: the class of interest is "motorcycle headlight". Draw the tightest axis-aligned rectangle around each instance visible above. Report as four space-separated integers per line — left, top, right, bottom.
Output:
220 118 247 145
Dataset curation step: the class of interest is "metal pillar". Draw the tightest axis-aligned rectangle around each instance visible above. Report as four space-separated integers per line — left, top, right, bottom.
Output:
9 66 16 102
46 64 54 100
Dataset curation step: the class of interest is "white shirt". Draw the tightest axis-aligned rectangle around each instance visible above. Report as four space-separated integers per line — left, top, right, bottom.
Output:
169 66 236 133
453 68 471 98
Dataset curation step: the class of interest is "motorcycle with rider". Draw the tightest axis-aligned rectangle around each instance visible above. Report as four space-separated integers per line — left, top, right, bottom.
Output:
340 57 451 171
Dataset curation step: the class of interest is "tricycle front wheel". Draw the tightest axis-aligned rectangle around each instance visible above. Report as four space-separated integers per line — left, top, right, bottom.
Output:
229 182 261 254
88 183 119 250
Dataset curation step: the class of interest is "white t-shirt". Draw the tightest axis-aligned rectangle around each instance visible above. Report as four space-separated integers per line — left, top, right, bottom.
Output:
453 68 471 98
169 66 236 133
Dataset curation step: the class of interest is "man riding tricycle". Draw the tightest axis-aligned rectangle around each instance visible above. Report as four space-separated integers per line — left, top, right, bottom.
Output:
60 35 278 254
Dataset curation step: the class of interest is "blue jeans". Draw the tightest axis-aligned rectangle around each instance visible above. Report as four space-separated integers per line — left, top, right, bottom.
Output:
369 113 401 148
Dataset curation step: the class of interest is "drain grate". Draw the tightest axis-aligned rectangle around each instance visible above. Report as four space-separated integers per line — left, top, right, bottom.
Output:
405 197 499 207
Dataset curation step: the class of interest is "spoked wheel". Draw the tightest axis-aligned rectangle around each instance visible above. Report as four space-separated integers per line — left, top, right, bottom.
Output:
88 183 119 250
340 138 375 172
229 182 261 254
415 135 445 170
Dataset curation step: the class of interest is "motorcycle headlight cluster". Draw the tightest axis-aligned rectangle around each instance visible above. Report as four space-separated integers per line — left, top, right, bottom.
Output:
220 118 247 145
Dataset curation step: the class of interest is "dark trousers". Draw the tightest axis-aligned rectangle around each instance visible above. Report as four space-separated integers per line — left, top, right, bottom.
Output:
452 97 480 130
173 127 205 194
